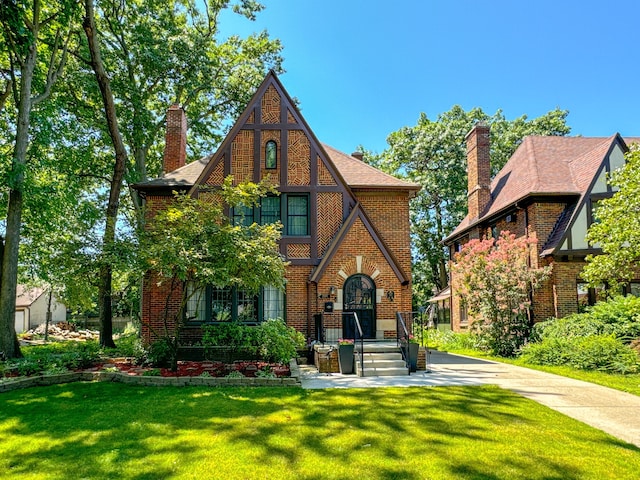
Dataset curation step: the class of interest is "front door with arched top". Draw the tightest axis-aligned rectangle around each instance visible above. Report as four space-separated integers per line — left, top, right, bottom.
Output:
343 274 376 339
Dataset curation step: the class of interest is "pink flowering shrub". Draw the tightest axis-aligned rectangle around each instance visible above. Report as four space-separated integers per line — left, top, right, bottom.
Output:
451 231 552 356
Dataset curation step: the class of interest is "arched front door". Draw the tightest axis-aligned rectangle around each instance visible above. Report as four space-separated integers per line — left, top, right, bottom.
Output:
343 274 376 339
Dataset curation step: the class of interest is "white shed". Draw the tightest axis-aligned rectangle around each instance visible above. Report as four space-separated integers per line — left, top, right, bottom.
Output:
15 286 67 333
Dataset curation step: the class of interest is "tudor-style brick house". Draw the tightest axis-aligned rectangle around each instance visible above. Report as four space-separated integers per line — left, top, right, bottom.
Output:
133 72 419 344
444 124 640 331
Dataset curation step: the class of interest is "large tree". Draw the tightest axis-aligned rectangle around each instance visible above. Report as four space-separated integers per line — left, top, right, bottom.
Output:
583 145 640 288
365 106 570 305
0 0 78 358
25 0 281 346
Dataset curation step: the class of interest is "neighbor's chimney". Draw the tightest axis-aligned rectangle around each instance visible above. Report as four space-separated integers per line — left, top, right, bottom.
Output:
163 104 187 174
465 123 491 220
351 151 364 161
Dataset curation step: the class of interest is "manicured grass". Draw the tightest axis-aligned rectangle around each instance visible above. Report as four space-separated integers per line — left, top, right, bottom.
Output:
1 383 639 479
445 348 640 397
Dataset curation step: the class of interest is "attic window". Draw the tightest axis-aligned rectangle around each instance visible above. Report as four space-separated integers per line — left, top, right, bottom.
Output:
265 140 277 169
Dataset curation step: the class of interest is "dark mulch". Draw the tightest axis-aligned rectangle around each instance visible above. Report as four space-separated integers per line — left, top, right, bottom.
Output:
94 359 291 378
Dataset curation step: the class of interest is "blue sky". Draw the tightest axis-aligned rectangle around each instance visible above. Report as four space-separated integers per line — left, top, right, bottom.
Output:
220 0 640 155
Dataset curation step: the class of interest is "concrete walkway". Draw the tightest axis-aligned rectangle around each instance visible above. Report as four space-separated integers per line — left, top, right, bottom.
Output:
299 350 640 448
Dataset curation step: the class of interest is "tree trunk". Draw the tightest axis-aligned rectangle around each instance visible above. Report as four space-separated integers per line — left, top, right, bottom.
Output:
45 289 53 342
83 0 127 348
0 35 37 359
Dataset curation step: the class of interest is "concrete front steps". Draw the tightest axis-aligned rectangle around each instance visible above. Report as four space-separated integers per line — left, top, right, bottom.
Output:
354 343 409 377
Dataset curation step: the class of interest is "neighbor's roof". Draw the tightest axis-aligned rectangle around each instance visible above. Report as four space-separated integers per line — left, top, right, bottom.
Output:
446 135 640 242
16 285 45 307
134 145 419 192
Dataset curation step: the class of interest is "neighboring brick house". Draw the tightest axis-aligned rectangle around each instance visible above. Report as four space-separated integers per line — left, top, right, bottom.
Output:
444 124 640 331
133 71 419 344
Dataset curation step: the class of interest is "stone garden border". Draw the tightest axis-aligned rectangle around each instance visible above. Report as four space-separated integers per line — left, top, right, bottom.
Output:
0 359 302 393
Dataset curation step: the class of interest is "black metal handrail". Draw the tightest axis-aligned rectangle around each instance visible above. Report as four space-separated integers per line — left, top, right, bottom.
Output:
396 312 410 374
349 312 365 377
397 309 434 373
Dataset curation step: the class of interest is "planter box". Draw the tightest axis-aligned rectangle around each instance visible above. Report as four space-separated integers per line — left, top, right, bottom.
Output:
408 343 419 372
338 344 354 374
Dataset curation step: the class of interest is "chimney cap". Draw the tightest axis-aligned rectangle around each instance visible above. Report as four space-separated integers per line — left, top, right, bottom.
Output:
351 151 364 161
464 122 490 141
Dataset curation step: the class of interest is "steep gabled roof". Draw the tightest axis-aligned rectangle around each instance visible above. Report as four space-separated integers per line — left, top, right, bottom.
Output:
133 71 419 194
309 203 409 285
446 135 640 243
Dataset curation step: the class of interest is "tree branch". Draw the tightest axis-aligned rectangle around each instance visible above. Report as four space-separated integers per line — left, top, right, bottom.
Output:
33 28 72 105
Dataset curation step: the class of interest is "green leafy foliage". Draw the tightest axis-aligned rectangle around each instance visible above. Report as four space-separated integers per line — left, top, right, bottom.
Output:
139 178 286 370
202 319 304 364
427 329 482 351
451 232 552 357
145 338 174 368
584 146 640 287
3 341 101 377
533 295 640 344
258 318 306 363
522 296 640 373
520 335 639 373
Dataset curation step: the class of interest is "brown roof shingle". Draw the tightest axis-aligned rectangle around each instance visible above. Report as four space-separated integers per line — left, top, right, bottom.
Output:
322 143 420 191
446 135 640 241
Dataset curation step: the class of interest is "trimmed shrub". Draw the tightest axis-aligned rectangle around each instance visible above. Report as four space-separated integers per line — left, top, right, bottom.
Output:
521 334 639 373
257 319 306 363
534 295 640 344
202 319 305 364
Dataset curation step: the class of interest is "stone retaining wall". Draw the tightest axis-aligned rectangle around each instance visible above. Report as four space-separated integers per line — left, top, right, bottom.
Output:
0 360 301 393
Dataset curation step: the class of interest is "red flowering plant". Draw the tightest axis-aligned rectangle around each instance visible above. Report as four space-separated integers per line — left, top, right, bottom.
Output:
337 339 354 345
451 231 552 357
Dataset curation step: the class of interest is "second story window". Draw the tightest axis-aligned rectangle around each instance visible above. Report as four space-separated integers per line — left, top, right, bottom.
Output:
265 140 277 169
261 196 281 224
286 195 309 236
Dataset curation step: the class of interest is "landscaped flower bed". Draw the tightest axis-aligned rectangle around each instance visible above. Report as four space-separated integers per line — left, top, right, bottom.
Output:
98 359 291 378
2 360 290 380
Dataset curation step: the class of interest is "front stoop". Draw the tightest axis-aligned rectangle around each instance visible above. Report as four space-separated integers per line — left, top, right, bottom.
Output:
355 344 409 377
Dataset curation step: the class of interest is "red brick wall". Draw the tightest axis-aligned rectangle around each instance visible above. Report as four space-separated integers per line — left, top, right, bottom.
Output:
316 215 412 337
356 191 412 283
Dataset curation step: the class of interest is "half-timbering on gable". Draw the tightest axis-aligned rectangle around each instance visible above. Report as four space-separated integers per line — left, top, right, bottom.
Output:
133 72 419 344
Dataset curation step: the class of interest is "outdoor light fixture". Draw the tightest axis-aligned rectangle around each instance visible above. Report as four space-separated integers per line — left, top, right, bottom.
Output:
319 286 338 299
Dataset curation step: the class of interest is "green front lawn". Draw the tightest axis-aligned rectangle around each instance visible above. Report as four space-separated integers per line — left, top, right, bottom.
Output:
1 383 639 479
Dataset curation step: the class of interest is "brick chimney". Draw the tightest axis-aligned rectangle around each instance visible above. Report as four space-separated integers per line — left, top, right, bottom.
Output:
465 124 491 220
163 104 187 174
